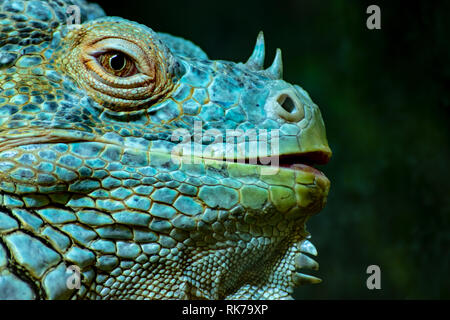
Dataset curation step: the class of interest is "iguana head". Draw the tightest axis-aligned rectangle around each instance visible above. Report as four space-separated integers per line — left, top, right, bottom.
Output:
0 0 330 299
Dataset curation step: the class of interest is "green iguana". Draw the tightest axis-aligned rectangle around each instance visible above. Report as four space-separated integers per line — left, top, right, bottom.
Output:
0 0 331 299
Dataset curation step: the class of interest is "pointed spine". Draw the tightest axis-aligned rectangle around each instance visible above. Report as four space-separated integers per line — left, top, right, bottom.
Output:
265 48 283 79
293 273 322 286
245 31 265 70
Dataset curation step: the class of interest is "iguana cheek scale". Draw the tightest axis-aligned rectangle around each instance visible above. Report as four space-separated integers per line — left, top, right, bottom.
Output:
0 0 331 299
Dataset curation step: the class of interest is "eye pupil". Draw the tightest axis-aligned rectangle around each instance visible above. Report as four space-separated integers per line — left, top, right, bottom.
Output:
109 53 126 71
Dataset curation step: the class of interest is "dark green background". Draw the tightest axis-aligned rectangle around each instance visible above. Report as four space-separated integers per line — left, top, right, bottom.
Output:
95 0 449 299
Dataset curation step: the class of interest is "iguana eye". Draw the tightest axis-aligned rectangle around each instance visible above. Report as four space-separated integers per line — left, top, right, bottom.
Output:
109 53 125 71
61 21 177 110
97 51 137 77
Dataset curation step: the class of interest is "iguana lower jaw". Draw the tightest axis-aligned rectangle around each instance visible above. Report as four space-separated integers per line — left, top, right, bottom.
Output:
0 124 330 300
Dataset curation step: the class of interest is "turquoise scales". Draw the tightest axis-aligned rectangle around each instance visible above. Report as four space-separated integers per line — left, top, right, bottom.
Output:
0 0 331 299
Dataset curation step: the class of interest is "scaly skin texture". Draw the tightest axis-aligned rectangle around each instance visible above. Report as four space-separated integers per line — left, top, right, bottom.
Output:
0 0 331 299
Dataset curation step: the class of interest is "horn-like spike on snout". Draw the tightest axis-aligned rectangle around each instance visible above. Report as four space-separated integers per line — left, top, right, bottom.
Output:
245 31 265 70
265 48 283 79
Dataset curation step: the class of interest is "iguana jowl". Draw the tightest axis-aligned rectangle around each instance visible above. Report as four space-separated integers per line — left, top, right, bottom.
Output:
0 0 331 299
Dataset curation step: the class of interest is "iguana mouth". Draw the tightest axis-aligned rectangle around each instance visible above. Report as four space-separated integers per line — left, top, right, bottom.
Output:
222 151 330 167
277 151 330 180
278 151 331 167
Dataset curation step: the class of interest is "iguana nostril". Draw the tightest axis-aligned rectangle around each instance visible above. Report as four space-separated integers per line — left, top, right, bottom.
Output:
275 93 305 122
279 95 296 113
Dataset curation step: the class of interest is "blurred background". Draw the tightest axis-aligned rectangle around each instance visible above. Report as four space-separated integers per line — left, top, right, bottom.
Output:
95 0 449 299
